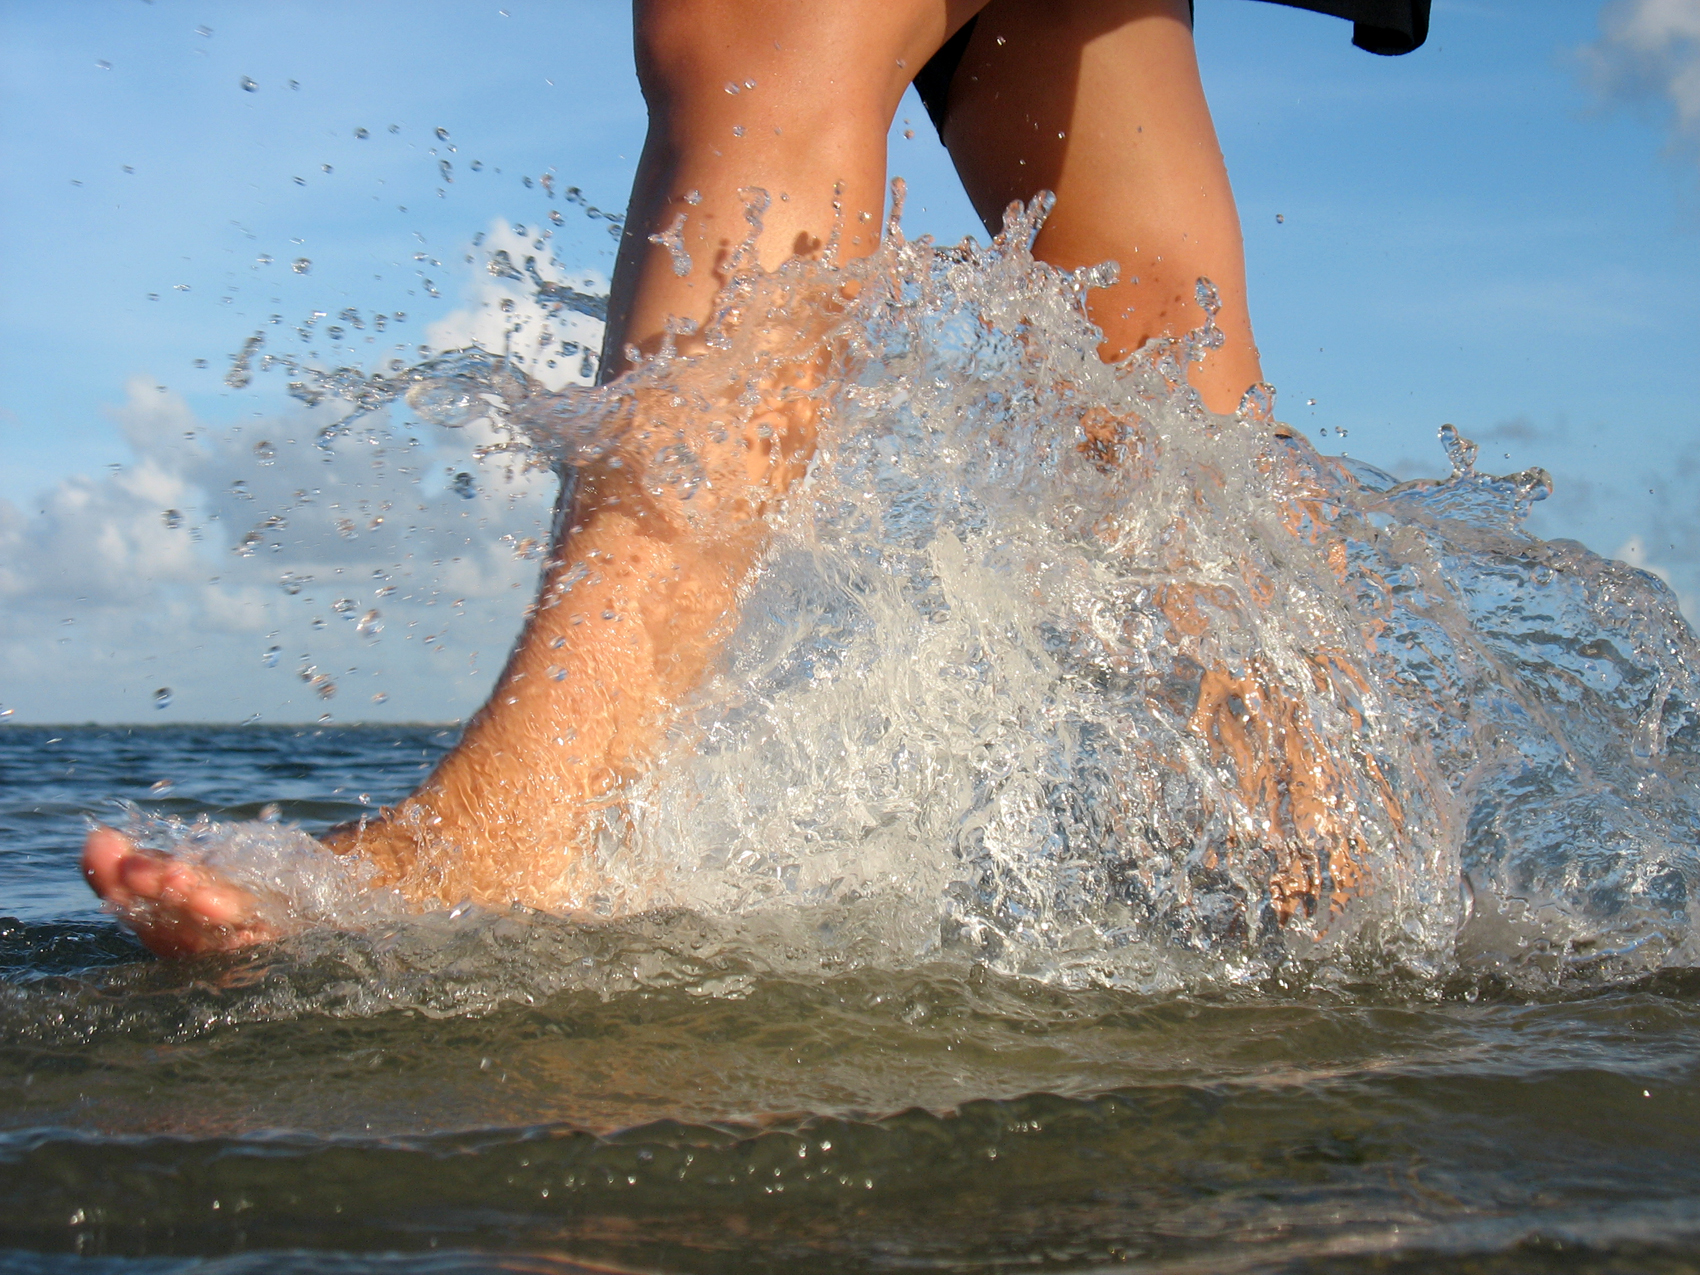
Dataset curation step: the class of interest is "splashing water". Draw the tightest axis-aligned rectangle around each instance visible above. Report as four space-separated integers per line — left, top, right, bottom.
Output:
126 190 1700 996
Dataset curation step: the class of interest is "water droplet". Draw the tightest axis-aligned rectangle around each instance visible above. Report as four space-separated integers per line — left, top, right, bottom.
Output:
288 79 299 90
195 25 212 37
731 125 745 137
371 691 389 705
451 471 477 499
153 688 172 709
96 59 112 70
259 802 281 823
279 571 311 595
0 708 13 720
724 81 740 94
648 211 693 277
262 645 281 667
291 258 311 274
357 610 384 637
148 779 175 795
239 76 258 92
744 79 757 90
904 129 915 140
434 126 450 140
162 509 184 530
253 440 276 465
548 666 567 681
314 677 337 700
321 163 333 174
332 598 357 615
311 617 327 631
1275 213 1285 224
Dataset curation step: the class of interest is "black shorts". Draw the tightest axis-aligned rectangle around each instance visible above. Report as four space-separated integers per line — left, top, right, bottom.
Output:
912 1 1432 137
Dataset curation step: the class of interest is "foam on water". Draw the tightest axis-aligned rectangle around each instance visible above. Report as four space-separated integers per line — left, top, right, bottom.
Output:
113 191 1700 997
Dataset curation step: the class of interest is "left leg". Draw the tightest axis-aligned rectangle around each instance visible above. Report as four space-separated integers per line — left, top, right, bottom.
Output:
85 0 980 956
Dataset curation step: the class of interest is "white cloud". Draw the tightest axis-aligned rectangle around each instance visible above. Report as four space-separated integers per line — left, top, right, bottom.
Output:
426 218 609 392
0 377 560 723
0 214 628 724
1582 0 1700 161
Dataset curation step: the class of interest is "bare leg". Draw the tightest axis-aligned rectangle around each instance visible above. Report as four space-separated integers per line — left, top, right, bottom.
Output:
85 0 976 954
942 5 1375 923
938 0 1263 412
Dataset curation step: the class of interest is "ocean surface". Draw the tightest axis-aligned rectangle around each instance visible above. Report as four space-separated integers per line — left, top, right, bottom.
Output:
6 200 1700 1273
2 723 1699 1274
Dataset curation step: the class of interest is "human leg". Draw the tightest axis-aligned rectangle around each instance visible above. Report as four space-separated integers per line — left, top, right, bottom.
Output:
937 0 1262 412
87 0 976 955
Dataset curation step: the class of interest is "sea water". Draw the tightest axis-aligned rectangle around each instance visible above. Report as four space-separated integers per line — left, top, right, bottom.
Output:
1 194 1699 1272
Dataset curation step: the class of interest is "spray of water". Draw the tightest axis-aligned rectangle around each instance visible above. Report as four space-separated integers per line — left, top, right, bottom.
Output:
112 188 1700 995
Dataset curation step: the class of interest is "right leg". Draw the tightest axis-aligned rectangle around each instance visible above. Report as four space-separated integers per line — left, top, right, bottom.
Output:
937 8 1381 924
86 0 978 955
936 0 1263 413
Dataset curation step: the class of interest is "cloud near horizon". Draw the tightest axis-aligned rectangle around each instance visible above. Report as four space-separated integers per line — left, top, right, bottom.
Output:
0 377 559 724
0 218 615 725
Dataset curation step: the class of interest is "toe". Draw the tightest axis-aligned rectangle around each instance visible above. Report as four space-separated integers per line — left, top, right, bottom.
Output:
119 852 171 899
189 881 254 928
83 827 136 903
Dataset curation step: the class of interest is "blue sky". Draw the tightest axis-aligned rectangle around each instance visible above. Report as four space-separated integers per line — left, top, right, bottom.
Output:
2 0 1697 723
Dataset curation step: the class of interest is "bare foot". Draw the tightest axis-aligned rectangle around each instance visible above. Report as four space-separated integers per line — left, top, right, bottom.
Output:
82 826 277 958
82 358 823 953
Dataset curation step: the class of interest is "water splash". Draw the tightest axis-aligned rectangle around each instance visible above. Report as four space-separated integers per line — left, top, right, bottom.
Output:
152 191 1700 994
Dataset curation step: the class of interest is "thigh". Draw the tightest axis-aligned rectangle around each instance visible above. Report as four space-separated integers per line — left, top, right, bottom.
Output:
937 0 1262 409
608 0 986 368
633 0 983 131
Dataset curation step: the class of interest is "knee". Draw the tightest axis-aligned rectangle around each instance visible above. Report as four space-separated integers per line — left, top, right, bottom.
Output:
632 0 926 119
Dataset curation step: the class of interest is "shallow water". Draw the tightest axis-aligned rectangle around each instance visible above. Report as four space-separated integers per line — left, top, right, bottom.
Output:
6 199 1700 1271
3 727 1700 1272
